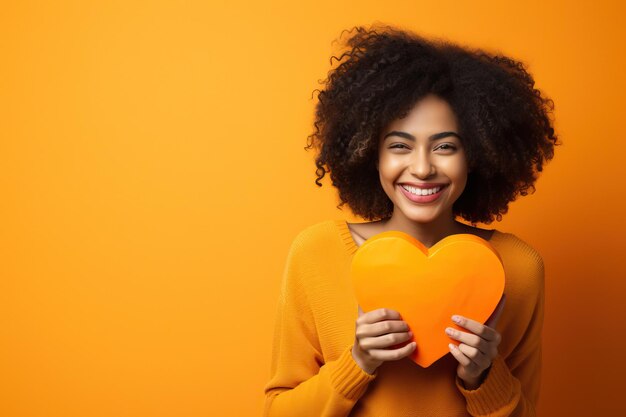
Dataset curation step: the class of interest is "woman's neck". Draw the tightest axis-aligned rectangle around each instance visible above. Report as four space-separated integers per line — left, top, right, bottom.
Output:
381 211 468 249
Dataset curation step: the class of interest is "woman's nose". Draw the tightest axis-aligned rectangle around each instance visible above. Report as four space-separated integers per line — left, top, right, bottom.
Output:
409 151 436 179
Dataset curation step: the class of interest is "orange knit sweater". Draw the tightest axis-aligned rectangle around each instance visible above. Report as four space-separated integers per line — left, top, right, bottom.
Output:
263 219 544 417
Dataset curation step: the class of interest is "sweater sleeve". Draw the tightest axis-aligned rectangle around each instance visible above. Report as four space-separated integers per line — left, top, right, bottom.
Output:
263 233 377 417
454 249 545 417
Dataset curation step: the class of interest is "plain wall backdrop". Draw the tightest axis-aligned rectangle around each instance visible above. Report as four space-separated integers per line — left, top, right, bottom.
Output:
1 0 625 416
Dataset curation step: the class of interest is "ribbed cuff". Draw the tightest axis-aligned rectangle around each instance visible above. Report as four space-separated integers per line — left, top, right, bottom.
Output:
328 345 377 401
455 355 521 415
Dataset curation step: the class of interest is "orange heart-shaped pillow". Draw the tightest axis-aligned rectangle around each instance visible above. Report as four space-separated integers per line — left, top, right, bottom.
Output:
351 231 505 368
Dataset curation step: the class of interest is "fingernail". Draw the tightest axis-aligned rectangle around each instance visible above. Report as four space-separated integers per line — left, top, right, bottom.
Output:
452 315 462 324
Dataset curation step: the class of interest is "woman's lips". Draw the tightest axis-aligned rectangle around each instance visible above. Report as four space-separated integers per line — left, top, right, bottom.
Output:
398 183 447 203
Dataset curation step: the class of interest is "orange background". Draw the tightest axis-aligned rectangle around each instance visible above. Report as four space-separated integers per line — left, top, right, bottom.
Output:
1 1 624 416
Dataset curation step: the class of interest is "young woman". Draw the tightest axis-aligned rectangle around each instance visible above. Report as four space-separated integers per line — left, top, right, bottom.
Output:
264 25 558 417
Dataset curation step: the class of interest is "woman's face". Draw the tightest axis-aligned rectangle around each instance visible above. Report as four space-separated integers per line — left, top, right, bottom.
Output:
377 94 468 225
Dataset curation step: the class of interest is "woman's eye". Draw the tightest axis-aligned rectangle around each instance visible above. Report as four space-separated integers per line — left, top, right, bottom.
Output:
390 144 409 150
436 144 457 151
389 143 457 151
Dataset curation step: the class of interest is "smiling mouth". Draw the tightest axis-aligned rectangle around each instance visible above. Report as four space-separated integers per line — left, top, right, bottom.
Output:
400 183 448 196
398 183 448 203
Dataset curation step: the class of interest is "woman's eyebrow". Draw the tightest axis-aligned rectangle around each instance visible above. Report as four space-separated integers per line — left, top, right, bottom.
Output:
383 131 462 141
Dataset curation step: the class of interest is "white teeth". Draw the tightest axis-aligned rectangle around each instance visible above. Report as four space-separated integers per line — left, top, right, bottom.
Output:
401 184 443 196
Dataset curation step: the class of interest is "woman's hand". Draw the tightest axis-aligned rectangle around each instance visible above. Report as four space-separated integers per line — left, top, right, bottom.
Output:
352 306 416 375
447 294 507 390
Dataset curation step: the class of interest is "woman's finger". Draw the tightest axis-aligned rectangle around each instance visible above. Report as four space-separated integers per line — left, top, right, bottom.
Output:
445 328 488 354
448 343 472 367
451 315 500 343
356 317 408 338
359 331 413 349
365 320 410 336
457 343 490 369
357 308 401 325
369 342 416 361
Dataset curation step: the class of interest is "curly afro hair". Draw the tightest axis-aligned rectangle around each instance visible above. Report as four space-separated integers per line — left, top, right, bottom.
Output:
304 24 560 224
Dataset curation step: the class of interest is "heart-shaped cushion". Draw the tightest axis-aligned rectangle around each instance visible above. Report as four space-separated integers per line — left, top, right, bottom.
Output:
350 231 505 368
